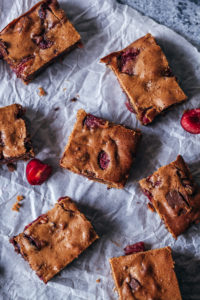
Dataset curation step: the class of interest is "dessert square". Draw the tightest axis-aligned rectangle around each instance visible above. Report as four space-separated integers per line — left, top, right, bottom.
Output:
0 103 34 164
0 0 81 83
10 196 98 283
139 155 200 238
60 109 141 188
101 33 187 125
110 246 182 300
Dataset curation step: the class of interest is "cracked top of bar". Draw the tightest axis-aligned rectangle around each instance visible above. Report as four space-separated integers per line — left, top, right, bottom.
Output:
139 155 200 238
60 109 141 189
101 33 187 125
110 247 182 300
0 0 81 83
10 196 98 283
0 103 34 163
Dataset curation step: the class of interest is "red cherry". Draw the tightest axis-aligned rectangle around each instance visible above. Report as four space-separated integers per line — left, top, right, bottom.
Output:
181 108 200 134
124 242 145 255
26 159 52 185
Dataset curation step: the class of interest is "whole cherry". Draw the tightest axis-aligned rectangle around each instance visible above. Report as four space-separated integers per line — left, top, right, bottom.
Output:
26 159 52 185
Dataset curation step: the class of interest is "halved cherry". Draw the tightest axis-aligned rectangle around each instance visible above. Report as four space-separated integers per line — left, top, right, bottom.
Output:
26 159 52 185
181 108 200 134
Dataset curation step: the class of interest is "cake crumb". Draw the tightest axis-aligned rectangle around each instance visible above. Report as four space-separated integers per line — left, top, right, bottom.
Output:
12 195 24 212
54 107 60 111
63 88 66 91
96 278 100 283
70 97 77 102
38 87 46 96
111 240 121 247
17 195 24 202
7 163 16 172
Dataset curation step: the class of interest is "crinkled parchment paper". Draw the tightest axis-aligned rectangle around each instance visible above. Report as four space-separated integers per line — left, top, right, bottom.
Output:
0 0 200 299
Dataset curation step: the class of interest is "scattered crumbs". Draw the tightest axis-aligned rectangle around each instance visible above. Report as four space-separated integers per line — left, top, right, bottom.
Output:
111 240 121 247
7 163 16 172
54 107 60 111
38 87 46 97
63 88 66 92
70 97 77 102
12 195 24 212
96 278 101 283
147 202 155 212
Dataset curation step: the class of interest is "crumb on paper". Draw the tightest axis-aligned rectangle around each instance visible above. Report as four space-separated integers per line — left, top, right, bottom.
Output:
54 107 60 111
111 240 121 247
17 195 24 202
63 88 66 91
12 195 24 212
38 87 46 96
96 278 100 283
7 163 16 172
70 97 77 102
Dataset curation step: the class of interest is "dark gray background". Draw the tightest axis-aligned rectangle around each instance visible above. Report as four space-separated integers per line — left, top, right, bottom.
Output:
118 0 200 51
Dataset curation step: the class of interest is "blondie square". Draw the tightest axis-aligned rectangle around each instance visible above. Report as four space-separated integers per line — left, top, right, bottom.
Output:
101 33 187 125
139 155 200 238
10 196 98 283
60 109 141 188
0 0 81 83
110 247 182 300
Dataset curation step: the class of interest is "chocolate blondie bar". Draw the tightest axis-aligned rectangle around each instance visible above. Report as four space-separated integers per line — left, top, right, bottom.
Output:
0 0 81 83
10 196 98 283
60 109 141 188
0 103 34 165
101 33 187 125
139 155 200 238
110 246 182 300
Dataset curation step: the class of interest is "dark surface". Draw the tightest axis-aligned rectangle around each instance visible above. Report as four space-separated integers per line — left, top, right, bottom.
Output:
117 0 200 51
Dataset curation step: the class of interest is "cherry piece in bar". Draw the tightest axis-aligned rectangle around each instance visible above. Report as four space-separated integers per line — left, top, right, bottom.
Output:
26 159 52 185
84 114 106 129
124 241 145 255
181 108 200 134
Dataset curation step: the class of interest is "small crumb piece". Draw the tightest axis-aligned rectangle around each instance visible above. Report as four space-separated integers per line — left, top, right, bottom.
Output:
96 278 100 283
70 97 77 102
38 87 46 96
17 195 24 202
111 240 121 247
12 195 24 212
54 107 60 111
63 88 66 91
7 163 16 172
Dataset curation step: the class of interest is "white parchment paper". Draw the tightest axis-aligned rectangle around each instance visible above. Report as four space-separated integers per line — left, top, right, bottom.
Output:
0 0 200 299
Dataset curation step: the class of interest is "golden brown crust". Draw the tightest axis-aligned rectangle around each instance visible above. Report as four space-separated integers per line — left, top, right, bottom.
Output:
101 33 187 125
0 0 81 83
110 247 182 300
60 109 141 188
0 103 34 163
10 196 98 283
139 155 200 238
